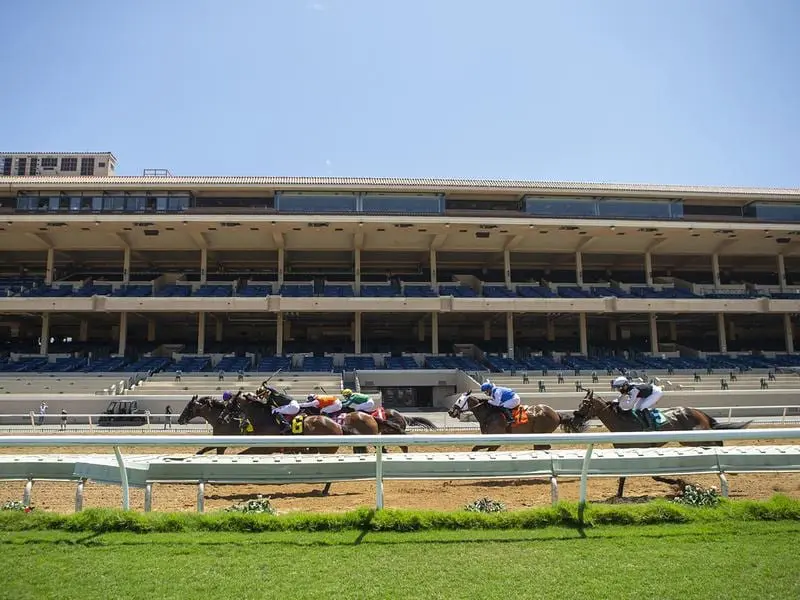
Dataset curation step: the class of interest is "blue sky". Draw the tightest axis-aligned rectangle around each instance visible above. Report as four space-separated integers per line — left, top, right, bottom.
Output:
2 0 799 186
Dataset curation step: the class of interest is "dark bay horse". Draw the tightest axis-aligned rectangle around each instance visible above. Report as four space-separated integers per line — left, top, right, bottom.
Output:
177 395 243 455
448 391 585 451
561 388 753 498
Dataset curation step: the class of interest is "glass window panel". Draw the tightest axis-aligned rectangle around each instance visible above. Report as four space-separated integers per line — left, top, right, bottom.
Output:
753 203 800 222
524 197 598 217
168 197 189 211
597 200 674 219
277 193 356 213
361 194 443 214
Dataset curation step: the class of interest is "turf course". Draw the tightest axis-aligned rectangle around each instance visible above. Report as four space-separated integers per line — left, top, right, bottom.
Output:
1 520 798 600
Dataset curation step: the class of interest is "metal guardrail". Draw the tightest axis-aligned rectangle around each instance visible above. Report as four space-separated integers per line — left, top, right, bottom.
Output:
1 429 799 511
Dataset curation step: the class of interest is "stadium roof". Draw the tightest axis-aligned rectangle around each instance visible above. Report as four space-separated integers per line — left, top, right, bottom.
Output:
1 176 799 200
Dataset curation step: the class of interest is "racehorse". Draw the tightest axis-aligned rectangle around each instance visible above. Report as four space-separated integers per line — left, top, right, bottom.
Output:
448 391 586 451
176 395 244 455
561 388 753 498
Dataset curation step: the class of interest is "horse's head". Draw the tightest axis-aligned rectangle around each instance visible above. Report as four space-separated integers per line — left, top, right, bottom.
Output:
448 390 478 419
177 395 200 425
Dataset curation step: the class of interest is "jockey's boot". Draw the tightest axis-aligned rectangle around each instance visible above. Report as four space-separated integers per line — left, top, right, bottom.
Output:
501 407 516 426
642 409 655 431
277 415 292 434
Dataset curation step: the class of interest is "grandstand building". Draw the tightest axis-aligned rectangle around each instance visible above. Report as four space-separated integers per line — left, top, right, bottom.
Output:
1 156 800 406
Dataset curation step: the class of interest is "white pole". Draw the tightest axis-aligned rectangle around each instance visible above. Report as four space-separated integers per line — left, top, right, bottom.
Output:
113 445 130 510
578 444 594 507
375 443 384 510
197 481 205 513
75 479 85 512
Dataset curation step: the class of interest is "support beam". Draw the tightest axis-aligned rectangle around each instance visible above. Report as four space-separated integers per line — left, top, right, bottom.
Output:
483 320 491 342
644 252 653 286
717 313 727 353
197 312 206 355
276 313 284 355
147 319 156 342
79 319 88 342
778 254 787 290
430 233 448 250
785 314 795 354
45 248 54 285
506 312 515 359
575 252 584 286
199 248 208 284
648 314 658 354
354 248 362 294
578 313 588 355
215 317 223 343
40 314 50 355
354 312 362 354
711 253 721 288
189 231 209 250
546 318 555 342
121 247 132 284
669 321 677 342
503 250 512 288
277 248 285 287
431 313 439 355
430 249 438 292
608 320 617 342
118 313 128 356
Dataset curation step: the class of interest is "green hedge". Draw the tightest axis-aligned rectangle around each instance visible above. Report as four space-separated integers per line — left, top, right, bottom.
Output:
0 495 798 534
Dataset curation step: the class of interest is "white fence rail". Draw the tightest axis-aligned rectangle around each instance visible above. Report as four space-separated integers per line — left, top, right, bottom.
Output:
1 429 799 512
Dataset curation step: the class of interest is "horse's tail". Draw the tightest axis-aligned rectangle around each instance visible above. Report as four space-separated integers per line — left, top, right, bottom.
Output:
558 411 589 433
405 416 438 430
707 414 753 430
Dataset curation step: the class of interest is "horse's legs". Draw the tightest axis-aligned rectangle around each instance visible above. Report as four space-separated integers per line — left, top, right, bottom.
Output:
196 446 217 455
321 482 332 496
616 476 626 498
399 446 409 453
472 445 500 452
533 444 551 451
215 447 226 455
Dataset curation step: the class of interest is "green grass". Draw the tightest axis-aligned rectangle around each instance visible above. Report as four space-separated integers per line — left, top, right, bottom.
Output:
1 521 798 600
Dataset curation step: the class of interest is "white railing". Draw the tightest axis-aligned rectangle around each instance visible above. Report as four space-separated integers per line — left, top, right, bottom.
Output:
2 429 799 511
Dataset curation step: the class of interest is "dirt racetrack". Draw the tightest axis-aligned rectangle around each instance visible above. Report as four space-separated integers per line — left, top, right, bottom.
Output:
1 433 799 513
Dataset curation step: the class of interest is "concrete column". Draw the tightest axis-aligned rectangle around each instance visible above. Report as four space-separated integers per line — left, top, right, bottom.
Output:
608 320 617 341
354 248 361 295
506 312 515 359
717 313 727 353
45 248 54 285
118 313 128 356
200 248 208 284
147 319 156 342
503 250 512 288
123 247 131 284
579 313 588 355
784 313 795 354
431 313 439 354
644 252 653 286
215 318 223 343
728 320 736 341
712 253 721 288
417 319 425 342
483 320 491 341
778 254 787 290
648 314 658 354
546 318 555 342
277 248 285 287
79 319 89 342
40 313 50 355
197 312 206 355
669 321 677 341
430 249 438 292
575 252 584 286
276 313 284 355
354 312 362 354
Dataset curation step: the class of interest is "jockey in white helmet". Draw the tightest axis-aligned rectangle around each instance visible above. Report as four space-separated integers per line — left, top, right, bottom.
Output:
611 376 664 430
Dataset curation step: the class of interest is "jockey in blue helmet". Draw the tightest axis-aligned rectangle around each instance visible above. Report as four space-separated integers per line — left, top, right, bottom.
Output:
222 391 233 402
480 381 520 426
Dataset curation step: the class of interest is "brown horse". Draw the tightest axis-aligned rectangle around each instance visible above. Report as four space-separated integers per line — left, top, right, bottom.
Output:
176 395 244 455
561 388 752 498
448 391 585 451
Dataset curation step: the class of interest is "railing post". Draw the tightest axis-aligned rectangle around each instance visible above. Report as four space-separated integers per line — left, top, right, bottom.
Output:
88 415 93 432
375 444 384 510
718 472 729 497
144 483 153 512
145 411 151 432
23 478 33 506
75 478 85 512
197 481 205 513
727 407 733 423
113 445 130 510
782 407 787 426
578 444 594 507
29 412 35 428
550 476 559 506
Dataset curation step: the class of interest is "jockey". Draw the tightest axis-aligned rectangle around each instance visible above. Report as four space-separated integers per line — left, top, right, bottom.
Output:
222 391 233 402
268 392 301 433
299 394 342 416
480 381 519 426
611 376 664 430
341 389 376 414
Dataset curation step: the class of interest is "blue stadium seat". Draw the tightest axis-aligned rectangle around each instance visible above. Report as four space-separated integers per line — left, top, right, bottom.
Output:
557 286 592 299
112 284 153 297
323 284 354 297
438 285 478 297
361 285 400 298
193 284 233 297
301 356 334 372
279 284 314 297
482 285 516 298
156 285 192 298
256 356 293 372
85 357 130 372
124 357 172 373
485 355 528 372
424 355 483 370
73 284 113 297
404 285 437 298
517 286 556 298
167 356 212 372
238 285 273 297
216 356 251 372
385 356 420 369
343 356 377 370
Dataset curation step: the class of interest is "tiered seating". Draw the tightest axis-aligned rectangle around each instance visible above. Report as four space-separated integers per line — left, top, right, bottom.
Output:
193 284 233 297
45 357 88 372
238 284 272 297
343 356 376 370
323 284 354 297
124 357 172 373
485 355 528 372
256 356 292 372
404 285 437 298
589 286 632 298
24 285 73 298
113 284 153 297
216 356 251 372
0 277 39 297
771 291 800 299
0 357 49 372
557 286 592 298
483 285 516 298
517 286 556 298
385 356 419 369
438 284 478 297
301 356 334 372
523 356 563 371
279 284 314 297
361 285 400 298
424 355 482 370
73 284 113 297
155 285 192 297
86 357 129 372
630 286 697 299
168 356 212 372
